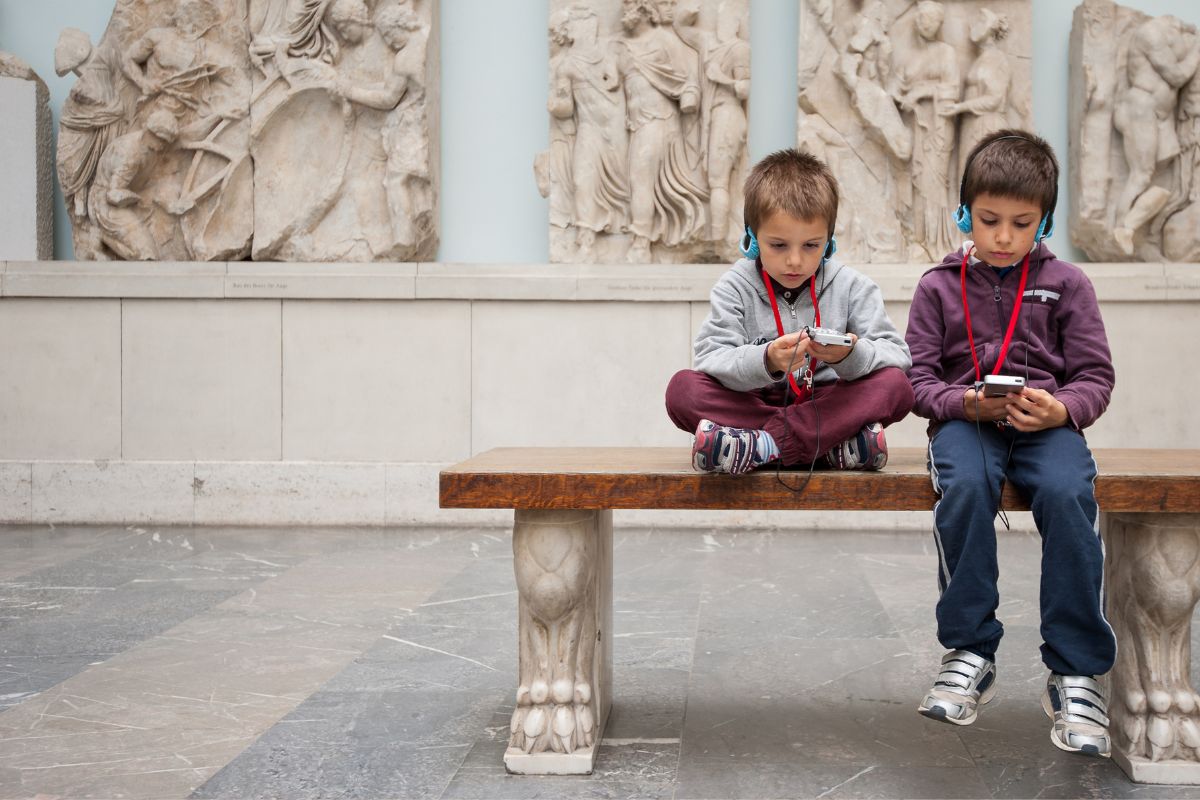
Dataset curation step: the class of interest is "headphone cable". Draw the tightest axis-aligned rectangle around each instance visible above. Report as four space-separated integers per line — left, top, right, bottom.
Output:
772 263 829 494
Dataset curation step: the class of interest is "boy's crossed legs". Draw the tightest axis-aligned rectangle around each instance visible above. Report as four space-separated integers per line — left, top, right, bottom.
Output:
665 366 914 473
920 421 1116 757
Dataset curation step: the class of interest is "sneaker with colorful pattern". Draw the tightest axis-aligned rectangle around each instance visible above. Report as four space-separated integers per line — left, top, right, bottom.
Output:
691 419 776 475
824 421 888 471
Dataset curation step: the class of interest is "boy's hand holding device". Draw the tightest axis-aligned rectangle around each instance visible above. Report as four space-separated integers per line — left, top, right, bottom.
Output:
766 330 811 374
1005 387 1069 432
963 386 1011 422
963 381 1070 431
803 326 857 364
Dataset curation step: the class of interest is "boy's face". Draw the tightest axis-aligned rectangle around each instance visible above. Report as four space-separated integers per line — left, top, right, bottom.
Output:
755 211 831 290
968 193 1044 267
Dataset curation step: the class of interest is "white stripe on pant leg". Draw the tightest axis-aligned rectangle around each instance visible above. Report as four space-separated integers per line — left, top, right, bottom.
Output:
929 437 951 591
1088 450 1118 660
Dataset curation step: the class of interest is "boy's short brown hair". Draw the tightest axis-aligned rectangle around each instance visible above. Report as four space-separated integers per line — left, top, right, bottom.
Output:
961 128 1059 218
743 148 838 236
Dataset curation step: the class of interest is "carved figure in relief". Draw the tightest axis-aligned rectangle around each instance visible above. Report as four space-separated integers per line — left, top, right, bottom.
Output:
548 6 630 260
616 0 708 262
836 1 911 162
1107 518 1200 764
86 109 179 260
321 2 429 256
1111 15 1200 255
317 0 395 259
370 4 434 253
538 14 577 231
509 513 598 756
941 8 1014 178
893 1 961 260
121 0 225 114
247 0 436 261
1163 59 1200 261
249 0 341 85
674 0 750 244
54 28 127 260
122 0 254 259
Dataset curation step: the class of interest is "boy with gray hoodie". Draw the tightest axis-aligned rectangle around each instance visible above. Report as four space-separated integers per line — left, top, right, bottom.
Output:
665 149 913 474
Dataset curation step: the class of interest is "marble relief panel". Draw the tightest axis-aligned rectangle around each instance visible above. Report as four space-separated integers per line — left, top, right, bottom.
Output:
541 0 751 264
1069 0 1200 262
54 0 438 263
798 0 1032 263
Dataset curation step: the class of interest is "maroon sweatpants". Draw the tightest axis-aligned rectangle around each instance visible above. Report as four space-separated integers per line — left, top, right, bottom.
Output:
665 367 915 465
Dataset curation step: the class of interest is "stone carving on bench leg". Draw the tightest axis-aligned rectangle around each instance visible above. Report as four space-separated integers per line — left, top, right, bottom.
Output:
542 0 749 265
1069 0 1200 262
1105 513 1200 783
799 0 1032 263
507 509 613 774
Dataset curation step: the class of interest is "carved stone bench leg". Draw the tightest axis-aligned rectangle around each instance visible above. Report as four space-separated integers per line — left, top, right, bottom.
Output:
504 509 613 775
1103 512 1200 784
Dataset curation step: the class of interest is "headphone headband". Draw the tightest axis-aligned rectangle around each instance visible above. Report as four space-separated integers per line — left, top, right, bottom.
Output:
740 225 837 263
955 134 1059 241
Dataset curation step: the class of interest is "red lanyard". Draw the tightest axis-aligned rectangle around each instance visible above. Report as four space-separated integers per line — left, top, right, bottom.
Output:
960 247 1030 382
762 267 819 401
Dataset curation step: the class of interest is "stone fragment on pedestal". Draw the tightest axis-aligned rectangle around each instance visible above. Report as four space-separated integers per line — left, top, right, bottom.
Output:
0 53 53 261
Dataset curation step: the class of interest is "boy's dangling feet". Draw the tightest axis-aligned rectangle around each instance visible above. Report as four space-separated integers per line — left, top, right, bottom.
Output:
825 421 888 471
691 419 779 475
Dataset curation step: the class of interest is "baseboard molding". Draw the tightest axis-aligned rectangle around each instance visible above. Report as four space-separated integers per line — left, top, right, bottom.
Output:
0 459 1040 532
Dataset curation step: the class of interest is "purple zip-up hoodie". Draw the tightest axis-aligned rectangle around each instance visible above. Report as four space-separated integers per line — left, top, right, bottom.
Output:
905 244 1114 430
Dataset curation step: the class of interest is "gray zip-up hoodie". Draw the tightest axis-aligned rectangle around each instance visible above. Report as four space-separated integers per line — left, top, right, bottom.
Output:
694 257 911 391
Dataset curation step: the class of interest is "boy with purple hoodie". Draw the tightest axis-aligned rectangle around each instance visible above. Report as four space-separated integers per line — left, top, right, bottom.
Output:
905 130 1117 758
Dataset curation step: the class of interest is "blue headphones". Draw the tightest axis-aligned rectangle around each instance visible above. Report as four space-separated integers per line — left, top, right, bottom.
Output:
953 135 1057 242
740 225 837 263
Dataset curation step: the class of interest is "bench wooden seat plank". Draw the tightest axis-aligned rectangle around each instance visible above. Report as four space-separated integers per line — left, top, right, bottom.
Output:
439 446 1200 784
441 447 1200 513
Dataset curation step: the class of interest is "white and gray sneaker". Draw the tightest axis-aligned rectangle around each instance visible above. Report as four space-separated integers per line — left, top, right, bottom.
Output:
1042 673 1111 757
917 649 997 725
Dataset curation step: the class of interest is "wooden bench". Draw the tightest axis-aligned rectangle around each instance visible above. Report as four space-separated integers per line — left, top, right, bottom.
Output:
440 447 1200 784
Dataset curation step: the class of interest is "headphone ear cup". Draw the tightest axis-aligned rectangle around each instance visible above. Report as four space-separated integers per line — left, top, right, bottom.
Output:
823 235 837 261
739 226 760 260
954 205 972 234
1036 213 1054 242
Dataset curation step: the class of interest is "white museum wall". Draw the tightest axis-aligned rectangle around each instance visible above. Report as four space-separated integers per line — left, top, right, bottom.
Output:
0 261 1195 526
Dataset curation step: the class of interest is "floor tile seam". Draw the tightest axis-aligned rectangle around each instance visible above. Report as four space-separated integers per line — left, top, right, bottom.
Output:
670 581 706 786
435 685 510 800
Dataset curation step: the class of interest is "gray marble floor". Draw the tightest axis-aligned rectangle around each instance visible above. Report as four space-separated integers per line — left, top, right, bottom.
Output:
0 523 1196 800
